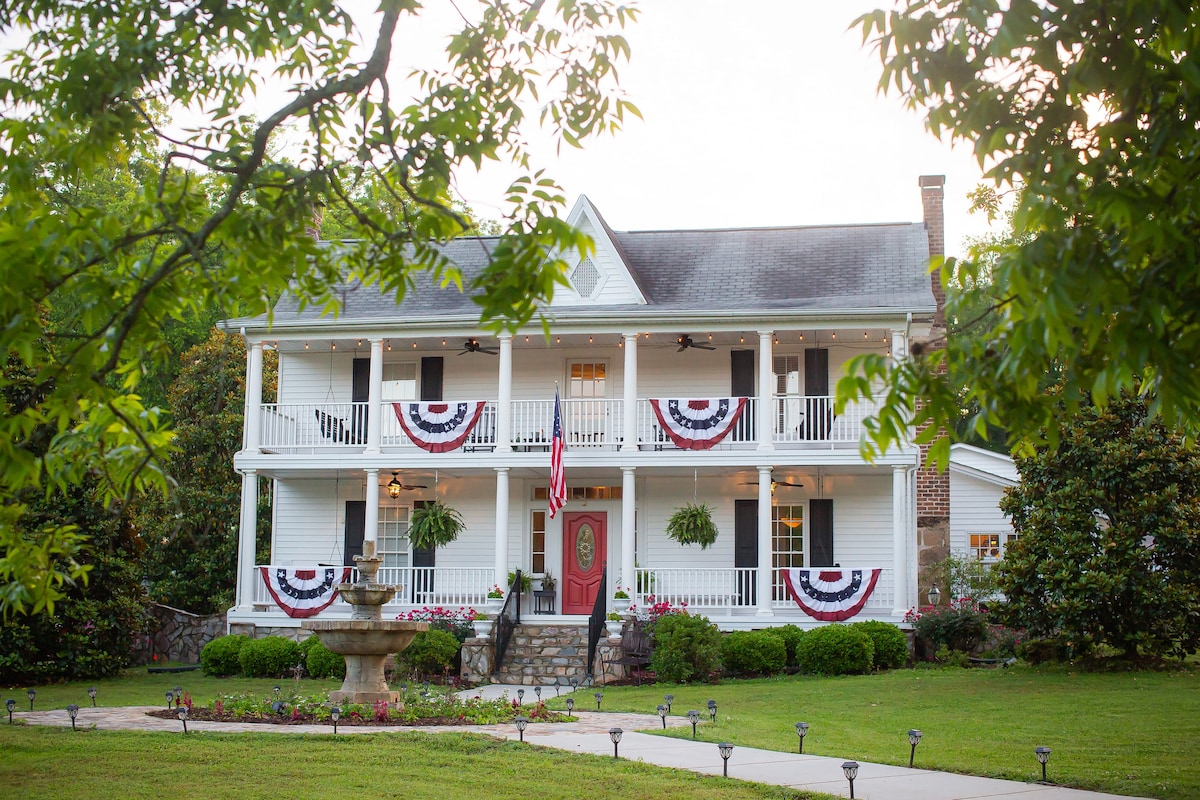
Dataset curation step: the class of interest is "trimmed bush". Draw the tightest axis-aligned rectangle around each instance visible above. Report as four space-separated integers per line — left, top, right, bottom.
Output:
397 629 461 678
649 613 722 683
911 599 989 657
200 634 249 677
237 636 301 678
764 624 806 668
795 624 874 675
720 630 787 677
300 635 345 679
849 620 908 670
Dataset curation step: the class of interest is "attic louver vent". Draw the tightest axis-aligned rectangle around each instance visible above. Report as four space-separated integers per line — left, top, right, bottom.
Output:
570 258 601 298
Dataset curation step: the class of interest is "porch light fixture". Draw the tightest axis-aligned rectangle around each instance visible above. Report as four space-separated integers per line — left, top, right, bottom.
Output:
88 687 97 707
688 710 700 738
67 704 80 731
609 727 623 758
514 715 528 742
594 692 603 711
663 694 674 713
177 704 189 734
331 706 341 734
165 690 174 710
27 689 35 710
908 729 922 767
656 704 667 729
795 721 809 753
927 583 942 606
718 742 734 777
6 698 15 723
842 761 859 798
1035 746 1051 782
565 697 575 714
707 699 717 722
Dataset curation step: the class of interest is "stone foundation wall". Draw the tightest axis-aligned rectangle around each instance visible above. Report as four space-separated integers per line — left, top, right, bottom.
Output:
916 516 950 603
592 637 624 685
460 637 493 685
131 603 226 665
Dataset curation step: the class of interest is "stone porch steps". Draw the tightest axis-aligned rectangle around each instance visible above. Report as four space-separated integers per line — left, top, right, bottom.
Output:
492 623 590 686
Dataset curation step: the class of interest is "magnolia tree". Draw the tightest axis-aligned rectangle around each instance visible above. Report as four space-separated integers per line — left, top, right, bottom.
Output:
0 1 639 616
996 395 1200 661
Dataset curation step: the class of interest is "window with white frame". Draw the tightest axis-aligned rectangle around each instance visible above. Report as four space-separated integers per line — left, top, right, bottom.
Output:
377 504 411 569
382 362 417 402
568 361 607 398
773 355 801 432
970 532 1018 563
772 504 805 568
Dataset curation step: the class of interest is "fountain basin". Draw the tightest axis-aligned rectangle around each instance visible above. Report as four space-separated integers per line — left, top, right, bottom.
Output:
335 583 397 608
303 619 429 704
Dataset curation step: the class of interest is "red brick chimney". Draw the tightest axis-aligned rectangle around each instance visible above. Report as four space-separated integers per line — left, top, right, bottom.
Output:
919 174 946 329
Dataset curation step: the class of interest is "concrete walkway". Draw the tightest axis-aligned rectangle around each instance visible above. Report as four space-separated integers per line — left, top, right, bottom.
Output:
16 684 1150 800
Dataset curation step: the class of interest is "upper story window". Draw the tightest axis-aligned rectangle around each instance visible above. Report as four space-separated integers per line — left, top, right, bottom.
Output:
569 258 601 298
773 355 800 395
569 361 607 398
382 362 417 402
970 532 1018 563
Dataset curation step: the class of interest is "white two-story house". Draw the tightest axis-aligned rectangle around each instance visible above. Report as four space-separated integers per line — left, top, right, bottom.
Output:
223 176 968 641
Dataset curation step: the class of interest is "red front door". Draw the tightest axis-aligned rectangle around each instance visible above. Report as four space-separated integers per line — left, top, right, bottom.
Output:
562 511 606 614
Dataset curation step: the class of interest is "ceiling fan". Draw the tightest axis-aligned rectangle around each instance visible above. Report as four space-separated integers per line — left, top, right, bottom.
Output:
458 338 499 355
676 334 715 352
386 471 428 498
740 476 804 494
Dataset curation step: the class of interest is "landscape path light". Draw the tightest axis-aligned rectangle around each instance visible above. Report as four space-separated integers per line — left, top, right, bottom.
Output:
718 742 734 777
177 704 189 734
663 693 674 713
173 686 183 705
67 704 79 731
6 698 16 723
842 761 859 799
514 716 528 742
517 688 525 704
594 692 603 711
687 710 700 739
330 706 341 735
27 689 35 711
88 687 97 707
908 729 923 768
1035 747 1051 782
534 686 542 701
795 722 809 753
165 690 174 710
565 697 574 714
609 727 623 758
707 699 717 722
656 704 667 729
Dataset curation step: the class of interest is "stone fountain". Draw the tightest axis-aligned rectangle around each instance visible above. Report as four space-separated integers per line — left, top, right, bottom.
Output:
303 542 426 703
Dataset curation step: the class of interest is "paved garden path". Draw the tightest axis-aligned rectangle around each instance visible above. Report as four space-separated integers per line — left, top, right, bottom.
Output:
17 685 1151 800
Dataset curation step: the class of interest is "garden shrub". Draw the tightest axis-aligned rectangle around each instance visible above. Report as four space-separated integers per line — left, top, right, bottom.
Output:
397 629 461 678
849 620 908 669
763 624 806 668
237 636 301 678
201 634 249 677
909 599 989 657
720 630 786 676
300 635 345 679
649 613 722 683
795 624 874 675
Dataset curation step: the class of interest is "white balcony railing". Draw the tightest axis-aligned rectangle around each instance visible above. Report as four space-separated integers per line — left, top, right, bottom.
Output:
772 395 881 446
633 398 758 449
634 567 894 613
252 566 493 610
259 403 368 451
510 398 621 449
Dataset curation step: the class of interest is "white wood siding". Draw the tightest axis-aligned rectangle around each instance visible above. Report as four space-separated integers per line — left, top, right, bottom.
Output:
277 352 356 404
949 472 1015 554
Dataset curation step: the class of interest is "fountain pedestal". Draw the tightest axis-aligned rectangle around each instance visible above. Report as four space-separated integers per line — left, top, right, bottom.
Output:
303 547 426 704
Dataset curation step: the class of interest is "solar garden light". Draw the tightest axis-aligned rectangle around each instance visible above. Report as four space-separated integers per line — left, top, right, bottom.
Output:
517 688 525 704
927 583 942 606
330 706 341 735
514 716 528 743
177 704 189 734
1035 746 1051 782
608 727 623 758
565 697 575 714
594 692 603 711
173 686 183 704
534 686 542 701
663 693 674 714
842 761 859 799
718 742 734 777
707 699 717 722
6 698 16 723
908 729 923 768
423 680 430 694
88 687 97 707
656 704 667 729
165 690 174 710
687 710 700 739
66 704 80 732
795 722 810 753
570 677 580 691
273 685 281 696
27 689 36 710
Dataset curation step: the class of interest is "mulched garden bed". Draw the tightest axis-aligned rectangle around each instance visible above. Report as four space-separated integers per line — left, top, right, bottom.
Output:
145 707 568 727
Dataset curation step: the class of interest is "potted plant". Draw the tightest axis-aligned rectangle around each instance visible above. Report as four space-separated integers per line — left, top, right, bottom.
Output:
407 499 465 550
665 502 719 549
613 583 632 612
507 569 534 594
485 584 504 608
471 609 493 637
605 611 623 637
540 571 557 592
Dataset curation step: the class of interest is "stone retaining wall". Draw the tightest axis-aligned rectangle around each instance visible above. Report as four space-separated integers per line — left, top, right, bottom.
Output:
131 603 226 665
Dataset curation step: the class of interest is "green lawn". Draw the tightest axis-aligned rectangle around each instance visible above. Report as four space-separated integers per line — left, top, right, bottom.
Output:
565 666 1200 800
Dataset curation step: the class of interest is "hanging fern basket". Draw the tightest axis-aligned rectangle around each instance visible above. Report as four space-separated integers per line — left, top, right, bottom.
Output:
407 500 465 551
665 503 719 549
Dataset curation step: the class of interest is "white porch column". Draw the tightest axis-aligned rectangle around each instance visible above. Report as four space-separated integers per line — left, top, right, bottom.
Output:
890 328 908 362
621 333 638 451
893 465 909 616
756 465 774 617
494 467 510 587
244 341 264 452
497 333 513 453
235 469 259 612
365 338 384 453
757 331 774 451
363 468 379 557
621 466 636 596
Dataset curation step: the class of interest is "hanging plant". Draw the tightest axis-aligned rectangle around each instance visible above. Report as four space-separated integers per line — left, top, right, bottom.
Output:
665 503 719 549
407 500 465 550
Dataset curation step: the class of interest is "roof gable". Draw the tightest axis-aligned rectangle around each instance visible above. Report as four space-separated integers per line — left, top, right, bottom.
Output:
549 196 647 307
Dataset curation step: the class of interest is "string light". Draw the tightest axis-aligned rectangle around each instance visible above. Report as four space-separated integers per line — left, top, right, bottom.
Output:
525 335 530 343
357 339 362 347
589 336 593 344
831 332 836 340
863 331 868 339
441 339 446 346
740 335 745 343
304 341 309 349
708 333 713 341
556 336 561 343
331 342 336 350
799 333 804 341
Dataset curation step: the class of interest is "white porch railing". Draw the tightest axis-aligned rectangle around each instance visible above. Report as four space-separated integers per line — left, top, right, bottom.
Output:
510 398 621 448
633 398 759 449
634 567 895 613
772 395 882 446
259 403 368 451
252 566 492 610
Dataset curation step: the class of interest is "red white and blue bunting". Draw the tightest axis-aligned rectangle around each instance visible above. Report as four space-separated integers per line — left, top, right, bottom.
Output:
393 401 486 453
649 397 748 450
782 568 881 622
260 567 351 619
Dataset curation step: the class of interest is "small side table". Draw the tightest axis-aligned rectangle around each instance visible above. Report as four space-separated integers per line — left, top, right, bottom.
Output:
533 590 556 614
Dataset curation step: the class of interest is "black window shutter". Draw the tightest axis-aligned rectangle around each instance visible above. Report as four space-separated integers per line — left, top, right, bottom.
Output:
809 499 834 567
420 356 444 401
733 498 757 606
344 500 366 567
804 349 830 440
730 350 756 440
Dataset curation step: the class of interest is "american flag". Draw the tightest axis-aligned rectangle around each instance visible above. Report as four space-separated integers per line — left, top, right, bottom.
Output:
548 388 566 518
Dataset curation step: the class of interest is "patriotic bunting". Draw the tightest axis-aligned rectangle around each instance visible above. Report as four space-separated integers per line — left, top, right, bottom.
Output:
393 401 486 453
649 397 748 450
260 567 351 619
781 568 881 622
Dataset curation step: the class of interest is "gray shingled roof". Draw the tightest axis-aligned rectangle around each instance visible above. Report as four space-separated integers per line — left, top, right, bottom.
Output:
259 219 934 327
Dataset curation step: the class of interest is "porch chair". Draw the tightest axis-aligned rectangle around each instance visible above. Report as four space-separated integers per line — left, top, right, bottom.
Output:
602 625 653 685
